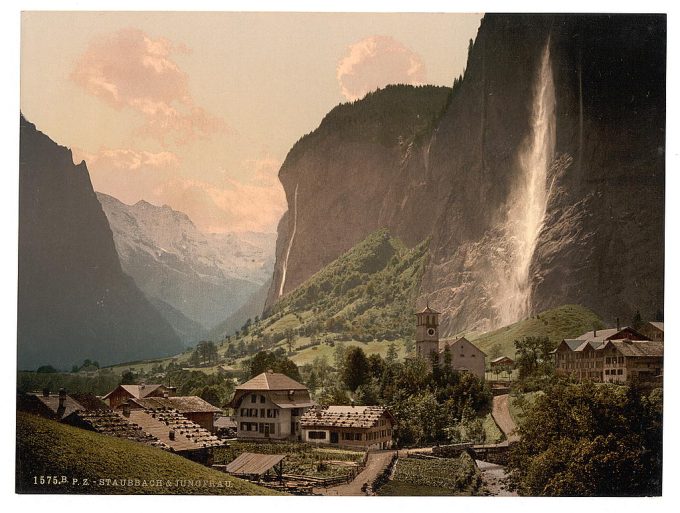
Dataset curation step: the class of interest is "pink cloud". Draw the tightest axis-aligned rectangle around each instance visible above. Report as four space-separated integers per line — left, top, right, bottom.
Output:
73 147 180 171
337 35 427 101
149 158 286 233
71 28 224 145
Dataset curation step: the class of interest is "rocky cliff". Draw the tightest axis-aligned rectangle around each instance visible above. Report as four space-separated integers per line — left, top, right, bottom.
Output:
266 14 665 336
18 117 183 369
97 193 275 338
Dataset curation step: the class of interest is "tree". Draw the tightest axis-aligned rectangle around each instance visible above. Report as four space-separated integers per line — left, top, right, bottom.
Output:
36 365 57 373
247 350 301 382
367 353 385 380
507 382 662 496
631 310 643 330
514 336 554 380
284 328 295 353
121 370 136 384
385 343 398 365
342 347 370 392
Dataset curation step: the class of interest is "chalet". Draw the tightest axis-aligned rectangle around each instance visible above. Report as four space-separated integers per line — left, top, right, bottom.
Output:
122 396 222 432
490 356 515 369
415 306 486 379
228 370 315 441
638 321 664 342
552 327 663 383
300 405 396 450
115 403 225 463
102 383 174 408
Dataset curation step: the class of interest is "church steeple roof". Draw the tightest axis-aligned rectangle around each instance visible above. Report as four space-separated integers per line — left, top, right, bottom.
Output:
416 303 441 315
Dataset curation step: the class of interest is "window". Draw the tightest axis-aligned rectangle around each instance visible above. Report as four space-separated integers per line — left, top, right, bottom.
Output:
308 431 326 440
240 422 246 431
251 394 257 403
617 369 624 375
260 395 266 404
472 354 476 357
355 433 362 441
618 356 624 364
240 408 245 416
260 408 265 418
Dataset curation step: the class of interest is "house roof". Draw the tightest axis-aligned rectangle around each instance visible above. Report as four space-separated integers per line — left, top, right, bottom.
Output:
440 337 487 356
31 393 85 419
129 396 221 413
117 409 224 452
646 321 664 331
102 384 166 400
69 393 109 411
225 452 285 475
235 371 308 391
491 356 514 364
300 405 396 429
575 327 648 343
63 410 165 448
606 340 664 357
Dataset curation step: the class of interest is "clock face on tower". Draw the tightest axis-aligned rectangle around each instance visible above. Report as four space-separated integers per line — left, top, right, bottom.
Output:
427 327 436 336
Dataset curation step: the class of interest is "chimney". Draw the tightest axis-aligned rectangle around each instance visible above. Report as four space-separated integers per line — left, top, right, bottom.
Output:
42 387 50 398
58 388 66 409
267 369 274 374
351 399 355 408
122 401 131 417
616 317 620 331
169 430 175 441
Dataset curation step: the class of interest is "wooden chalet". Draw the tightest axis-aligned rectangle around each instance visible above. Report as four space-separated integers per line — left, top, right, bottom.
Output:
102 383 175 408
229 371 315 441
300 405 396 450
638 321 664 342
490 356 515 368
123 395 221 432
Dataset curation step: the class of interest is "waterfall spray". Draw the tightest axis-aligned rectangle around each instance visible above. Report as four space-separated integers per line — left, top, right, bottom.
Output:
278 183 299 297
495 39 556 325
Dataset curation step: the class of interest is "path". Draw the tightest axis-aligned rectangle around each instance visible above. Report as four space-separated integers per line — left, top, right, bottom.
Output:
476 460 517 496
492 394 519 443
315 450 395 496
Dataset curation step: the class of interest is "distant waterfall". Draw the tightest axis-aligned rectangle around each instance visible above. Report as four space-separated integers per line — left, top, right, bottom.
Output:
495 40 556 325
278 183 299 297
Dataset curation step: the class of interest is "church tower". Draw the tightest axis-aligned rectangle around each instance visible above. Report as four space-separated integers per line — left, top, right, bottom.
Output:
415 305 440 360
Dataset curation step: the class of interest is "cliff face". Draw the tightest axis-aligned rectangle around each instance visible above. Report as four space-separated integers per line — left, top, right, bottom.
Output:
18 117 183 369
266 14 665 335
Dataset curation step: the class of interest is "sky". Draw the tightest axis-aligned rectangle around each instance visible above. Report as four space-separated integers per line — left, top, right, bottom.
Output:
21 11 482 234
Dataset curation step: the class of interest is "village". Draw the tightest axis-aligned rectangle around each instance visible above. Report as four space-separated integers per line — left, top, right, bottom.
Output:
16 306 664 496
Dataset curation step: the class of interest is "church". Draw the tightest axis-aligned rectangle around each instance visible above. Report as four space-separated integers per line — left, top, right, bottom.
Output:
415 305 486 380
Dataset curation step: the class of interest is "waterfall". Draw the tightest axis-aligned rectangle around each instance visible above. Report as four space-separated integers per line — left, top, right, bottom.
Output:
278 183 299 297
495 39 556 325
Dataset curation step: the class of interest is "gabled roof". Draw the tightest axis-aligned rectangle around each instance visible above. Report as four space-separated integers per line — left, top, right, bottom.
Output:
102 384 167 400
31 393 84 419
646 321 664 331
300 405 396 429
575 327 648 343
491 356 514 364
129 396 221 413
603 340 664 357
235 372 308 391
440 337 487 356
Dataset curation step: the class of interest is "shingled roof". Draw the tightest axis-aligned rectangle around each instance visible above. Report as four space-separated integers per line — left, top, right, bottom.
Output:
117 409 225 452
63 409 165 448
605 340 664 357
300 405 395 430
102 384 167 401
129 396 221 413
235 371 308 391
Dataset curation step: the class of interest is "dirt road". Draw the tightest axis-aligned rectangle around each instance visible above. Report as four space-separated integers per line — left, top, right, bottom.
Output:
315 450 395 496
492 394 519 443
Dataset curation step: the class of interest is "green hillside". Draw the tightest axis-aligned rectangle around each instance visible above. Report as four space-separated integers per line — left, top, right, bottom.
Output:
16 412 280 495
211 229 428 367
469 304 605 360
